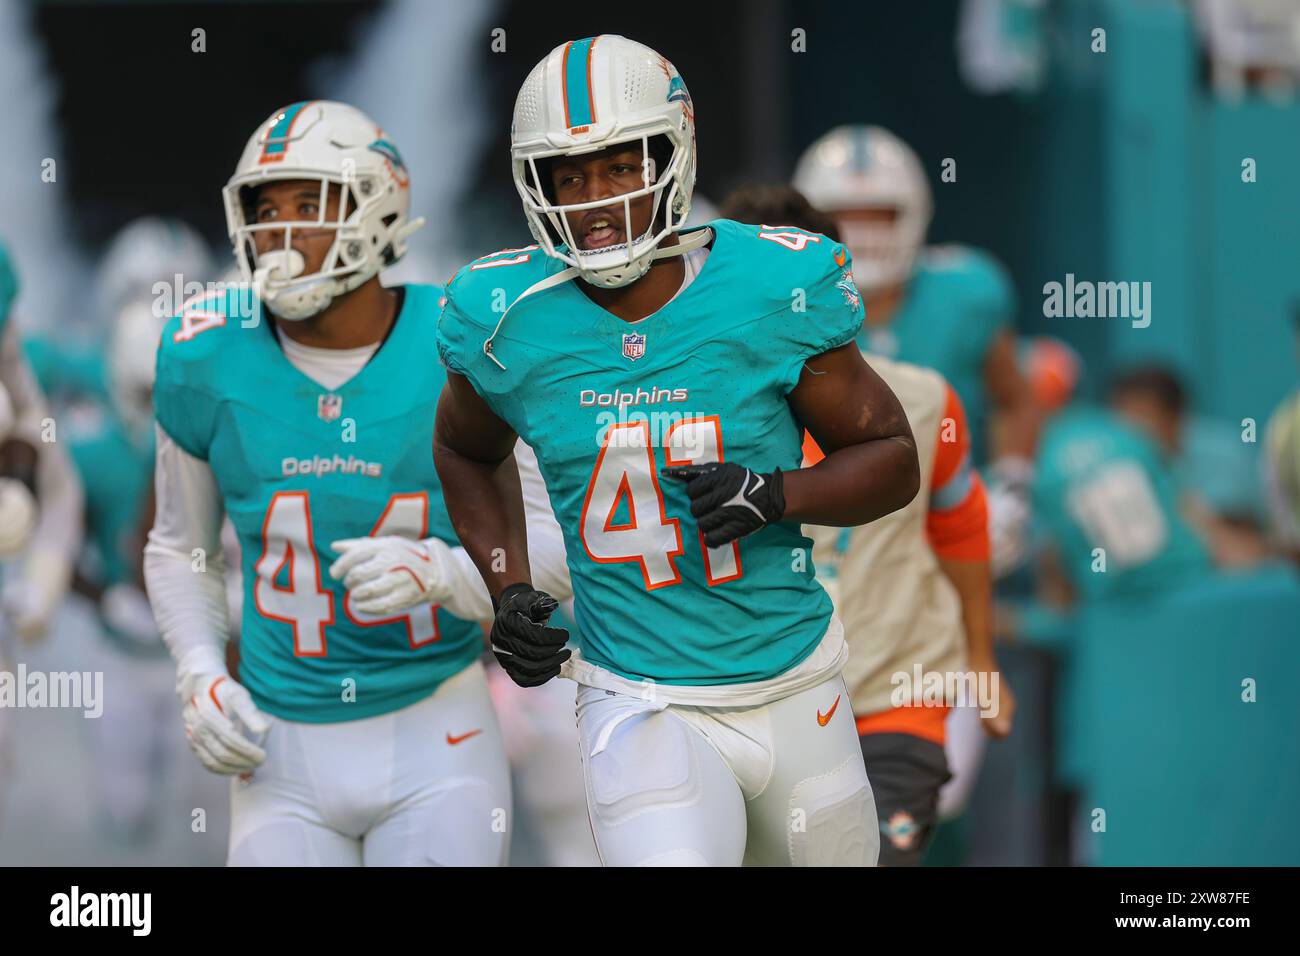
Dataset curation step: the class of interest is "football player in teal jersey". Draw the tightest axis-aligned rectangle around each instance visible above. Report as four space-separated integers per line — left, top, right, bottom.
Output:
0 242 83 641
143 102 569 866
36 219 226 842
1032 405 1211 603
436 36 920 867
0 242 84 824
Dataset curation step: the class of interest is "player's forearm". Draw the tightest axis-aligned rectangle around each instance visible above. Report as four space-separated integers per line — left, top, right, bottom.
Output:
26 426 84 567
937 555 996 669
143 540 232 682
146 425 233 687
783 434 920 526
432 441 532 603
989 400 1040 462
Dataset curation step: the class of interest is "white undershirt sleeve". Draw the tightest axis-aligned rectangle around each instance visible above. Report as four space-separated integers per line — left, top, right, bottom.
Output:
142 424 233 692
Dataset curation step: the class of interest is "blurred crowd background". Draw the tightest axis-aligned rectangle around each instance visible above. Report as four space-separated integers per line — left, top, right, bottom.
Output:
1 0 1299 866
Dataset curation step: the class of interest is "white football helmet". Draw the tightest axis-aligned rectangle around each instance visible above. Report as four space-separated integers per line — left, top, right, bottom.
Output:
792 125 932 293
223 101 424 320
108 298 165 438
96 217 213 314
511 35 698 288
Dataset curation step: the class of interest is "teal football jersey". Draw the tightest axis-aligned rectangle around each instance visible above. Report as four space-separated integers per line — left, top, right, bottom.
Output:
860 245 1013 464
1032 406 1211 601
154 283 481 723
438 220 863 685
65 402 153 587
24 335 110 405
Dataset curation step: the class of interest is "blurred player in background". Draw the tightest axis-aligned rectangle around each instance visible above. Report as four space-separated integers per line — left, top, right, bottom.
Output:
0 243 83 645
794 125 1038 577
144 101 569 866
1107 364 1271 568
1031 404 1213 605
437 36 921 867
722 182 1014 864
26 218 219 842
0 241 84 823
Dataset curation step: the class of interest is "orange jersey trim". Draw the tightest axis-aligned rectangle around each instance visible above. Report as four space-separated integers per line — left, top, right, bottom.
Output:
926 384 990 561
927 473 990 561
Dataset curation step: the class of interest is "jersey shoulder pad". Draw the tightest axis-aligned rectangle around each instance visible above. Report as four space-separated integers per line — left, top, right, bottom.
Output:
711 218 851 294
157 284 259 376
442 243 557 330
155 286 254 459
709 220 864 389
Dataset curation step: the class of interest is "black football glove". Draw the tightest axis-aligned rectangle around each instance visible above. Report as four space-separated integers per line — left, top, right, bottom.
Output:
490 583 570 687
660 463 786 548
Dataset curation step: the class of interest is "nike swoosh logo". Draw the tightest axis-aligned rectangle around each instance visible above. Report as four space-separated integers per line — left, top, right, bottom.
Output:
834 247 847 267
446 729 483 745
817 694 841 727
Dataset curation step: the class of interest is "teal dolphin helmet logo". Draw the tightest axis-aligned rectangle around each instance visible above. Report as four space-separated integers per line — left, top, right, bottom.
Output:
367 138 407 173
667 74 691 107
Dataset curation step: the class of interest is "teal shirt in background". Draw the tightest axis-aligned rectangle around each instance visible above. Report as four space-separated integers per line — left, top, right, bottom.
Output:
859 245 1014 465
1032 405 1211 602
64 402 153 587
1176 415 1264 524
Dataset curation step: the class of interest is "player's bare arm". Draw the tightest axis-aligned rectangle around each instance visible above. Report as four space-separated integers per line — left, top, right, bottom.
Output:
434 372 569 687
432 370 530 602
785 342 920 526
984 329 1040 459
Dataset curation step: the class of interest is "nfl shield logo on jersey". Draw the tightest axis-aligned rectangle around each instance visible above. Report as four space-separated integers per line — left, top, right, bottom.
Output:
317 393 343 422
622 332 646 362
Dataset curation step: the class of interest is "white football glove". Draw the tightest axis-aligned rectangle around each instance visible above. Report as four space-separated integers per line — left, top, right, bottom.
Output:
180 672 270 775
0 478 37 558
985 457 1034 579
1 547 66 643
328 535 458 616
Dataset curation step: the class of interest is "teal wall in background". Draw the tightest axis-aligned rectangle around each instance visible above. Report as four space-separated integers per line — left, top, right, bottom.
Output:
788 0 1298 418
1203 102 1300 426
1101 0 1300 423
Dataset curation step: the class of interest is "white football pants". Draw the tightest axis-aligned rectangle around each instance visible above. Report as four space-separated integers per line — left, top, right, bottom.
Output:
576 672 878 866
228 659 510 866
